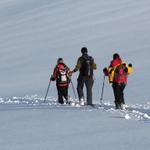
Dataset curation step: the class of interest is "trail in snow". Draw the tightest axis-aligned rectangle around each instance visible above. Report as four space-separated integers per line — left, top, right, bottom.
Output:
0 95 150 122
101 102 150 121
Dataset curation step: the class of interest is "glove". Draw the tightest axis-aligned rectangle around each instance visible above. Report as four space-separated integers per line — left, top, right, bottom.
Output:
68 71 73 77
103 67 109 76
129 63 132 67
50 75 55 81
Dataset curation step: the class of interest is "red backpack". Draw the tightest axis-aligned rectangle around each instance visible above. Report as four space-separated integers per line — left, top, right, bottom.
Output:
114 64 128 83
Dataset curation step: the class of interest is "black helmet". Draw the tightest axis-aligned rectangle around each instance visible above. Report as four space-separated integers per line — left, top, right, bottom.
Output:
57 58 64 64
113 53 120 59
81 47 88 54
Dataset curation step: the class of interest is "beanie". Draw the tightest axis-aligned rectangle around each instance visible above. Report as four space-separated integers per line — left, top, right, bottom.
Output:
81 47 88 54
57 58 64 64
113 53 120 59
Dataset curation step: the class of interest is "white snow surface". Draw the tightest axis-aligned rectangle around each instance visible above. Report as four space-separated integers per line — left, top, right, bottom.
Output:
0 96 150 150
0 0 150 150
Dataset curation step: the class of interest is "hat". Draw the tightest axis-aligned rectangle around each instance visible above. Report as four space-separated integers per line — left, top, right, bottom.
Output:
113 53 120 59
57 58 64 64
81 47 88 54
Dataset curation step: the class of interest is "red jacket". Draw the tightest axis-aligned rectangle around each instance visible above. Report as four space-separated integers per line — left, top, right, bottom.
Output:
109 57 122 67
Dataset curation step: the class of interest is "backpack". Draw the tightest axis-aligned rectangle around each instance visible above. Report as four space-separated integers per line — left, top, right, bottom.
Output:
80 56 93 77
56 64 69 84
114 63 128 83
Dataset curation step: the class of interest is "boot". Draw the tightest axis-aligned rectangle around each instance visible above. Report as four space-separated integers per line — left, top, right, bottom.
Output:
115 101 119 109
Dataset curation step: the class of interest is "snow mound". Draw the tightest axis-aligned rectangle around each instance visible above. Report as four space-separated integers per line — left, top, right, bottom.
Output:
125 114 131 120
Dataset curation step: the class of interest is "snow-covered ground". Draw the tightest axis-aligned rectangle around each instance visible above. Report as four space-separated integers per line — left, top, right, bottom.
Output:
0 96 150 150
0 0 150 150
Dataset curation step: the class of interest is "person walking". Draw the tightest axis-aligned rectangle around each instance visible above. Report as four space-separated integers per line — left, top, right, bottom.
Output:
103 53 133 109
51 58 71 104
72 47 97 105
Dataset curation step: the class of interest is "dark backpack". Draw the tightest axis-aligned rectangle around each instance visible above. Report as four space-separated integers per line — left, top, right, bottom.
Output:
80 56 93 77
56 65 69 83
114 63 128 83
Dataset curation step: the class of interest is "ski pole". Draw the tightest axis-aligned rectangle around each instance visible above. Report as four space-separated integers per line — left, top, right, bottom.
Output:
100 75 106 103
70 79 77 99
44 80 51 103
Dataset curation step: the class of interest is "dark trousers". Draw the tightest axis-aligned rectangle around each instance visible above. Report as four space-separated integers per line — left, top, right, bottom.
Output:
112 82 126 108
57 86 68 104
77 75 94 105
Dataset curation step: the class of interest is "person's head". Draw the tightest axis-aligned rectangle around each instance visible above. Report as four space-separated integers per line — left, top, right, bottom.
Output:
81 47 88 54
113 53 120 59
57 57 64 64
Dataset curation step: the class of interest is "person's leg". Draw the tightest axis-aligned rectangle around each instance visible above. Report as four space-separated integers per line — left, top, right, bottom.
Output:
63 86 69 103
77 76 85 101
85 77 94 105
120 83 126 104
112 83 121 109
57 86 64 104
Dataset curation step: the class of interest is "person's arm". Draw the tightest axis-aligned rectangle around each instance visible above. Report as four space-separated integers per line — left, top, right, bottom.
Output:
92 58 97 70
72 58 81 73
65 65 72 77
50 66 58 81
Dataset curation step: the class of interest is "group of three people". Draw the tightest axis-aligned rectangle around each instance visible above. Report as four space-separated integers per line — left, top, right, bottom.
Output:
50 47 133 109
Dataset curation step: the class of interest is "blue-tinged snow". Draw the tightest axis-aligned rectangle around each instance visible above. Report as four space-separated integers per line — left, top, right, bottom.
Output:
0 96 150 150
0 0 150 150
